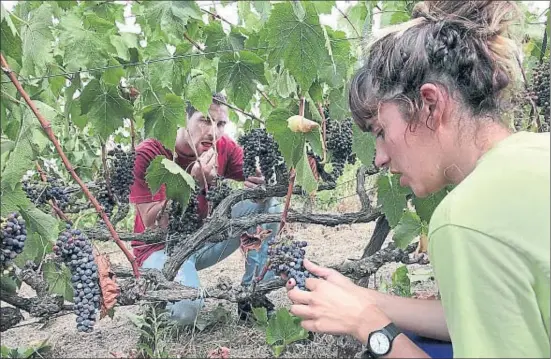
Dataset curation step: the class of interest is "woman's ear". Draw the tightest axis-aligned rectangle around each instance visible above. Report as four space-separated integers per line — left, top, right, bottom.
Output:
419 83 446 130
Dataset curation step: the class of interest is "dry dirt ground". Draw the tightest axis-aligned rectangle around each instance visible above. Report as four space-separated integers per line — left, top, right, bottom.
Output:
1 198 438 358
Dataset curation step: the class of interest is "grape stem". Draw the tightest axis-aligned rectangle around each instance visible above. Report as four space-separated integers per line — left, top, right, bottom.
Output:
34 162 70 222
0 53 140 279
316 103 328 163
101 143 115 202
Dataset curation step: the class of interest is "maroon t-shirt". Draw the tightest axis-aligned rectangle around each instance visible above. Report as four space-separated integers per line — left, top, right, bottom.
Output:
129 136 245 267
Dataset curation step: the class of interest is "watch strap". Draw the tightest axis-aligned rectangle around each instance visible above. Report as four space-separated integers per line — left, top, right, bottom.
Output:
381 322 401 340
363 322 402 358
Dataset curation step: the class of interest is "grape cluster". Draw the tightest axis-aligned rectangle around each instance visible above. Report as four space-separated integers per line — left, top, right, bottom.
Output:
54 223 100 333
22 177 71 211
267 235 316 290
528 59 550 131
325 117 354 180
108 145 136 203
167 188 201 255
238 128 286 184
96 181 116 219
1 212 27 271
206 176 232 209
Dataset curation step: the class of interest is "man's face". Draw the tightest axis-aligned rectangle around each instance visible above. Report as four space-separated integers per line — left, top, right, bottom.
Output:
177 103 229 156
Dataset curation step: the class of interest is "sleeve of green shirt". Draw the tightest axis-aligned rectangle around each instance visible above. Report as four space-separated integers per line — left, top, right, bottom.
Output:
429 224 549 358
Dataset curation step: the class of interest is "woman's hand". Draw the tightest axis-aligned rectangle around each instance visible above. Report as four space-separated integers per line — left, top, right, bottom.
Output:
286 259 391 343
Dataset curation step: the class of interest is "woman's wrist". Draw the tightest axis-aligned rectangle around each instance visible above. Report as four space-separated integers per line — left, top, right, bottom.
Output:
353 300 393 345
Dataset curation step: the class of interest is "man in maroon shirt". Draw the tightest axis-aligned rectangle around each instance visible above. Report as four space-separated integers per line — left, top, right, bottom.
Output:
129 93 281 325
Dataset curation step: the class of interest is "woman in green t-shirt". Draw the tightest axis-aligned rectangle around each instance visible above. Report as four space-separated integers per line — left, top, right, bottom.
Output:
285 1 550 358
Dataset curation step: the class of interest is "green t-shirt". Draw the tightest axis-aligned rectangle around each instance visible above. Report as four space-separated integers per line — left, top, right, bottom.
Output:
428 131 550 358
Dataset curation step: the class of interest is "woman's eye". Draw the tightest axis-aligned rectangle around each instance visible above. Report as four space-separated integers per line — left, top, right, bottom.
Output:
376 130 384 139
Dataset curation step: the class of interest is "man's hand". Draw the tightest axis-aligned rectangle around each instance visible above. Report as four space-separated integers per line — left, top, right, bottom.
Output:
244 167 265 189
191 148 217 188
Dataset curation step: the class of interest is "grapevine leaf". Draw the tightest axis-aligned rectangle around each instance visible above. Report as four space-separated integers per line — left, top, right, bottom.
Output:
0 183 30 217
0 3 17 36
217 51 267 109
95 253 120 319
252 307 269 327
1 15 22 65
305 126 323 156
141 1 202 43
266 308 309 347
13 230 52 267
310 1 335 14
412 189 449 224
142 94 186 150
145 156 196 208
272 68 296 98
266 108 304 168
101 59 125 86
109 33 138 62
377 173 411 227
143 41 175 91
203 21 246 59
308 80 323 103
337 3 368 37
322 27 353 87
295 147 318 194
187 75 212 119
21 207 58 244
80 79 133 141
20 3 54 77
265 2 329 91
42 261 73 301
252 1 271 21
0 275 21 294
329 86 350 120
58 12 111 73
391 265 411 297
352 123 376 166
392 211 422 249
0 138 14 155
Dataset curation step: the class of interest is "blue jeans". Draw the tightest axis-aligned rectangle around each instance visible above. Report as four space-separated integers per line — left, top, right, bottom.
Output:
404 330 453 358
142 198 282 325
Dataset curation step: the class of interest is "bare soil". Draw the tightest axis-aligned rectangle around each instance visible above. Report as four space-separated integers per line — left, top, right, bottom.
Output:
1 198 438 358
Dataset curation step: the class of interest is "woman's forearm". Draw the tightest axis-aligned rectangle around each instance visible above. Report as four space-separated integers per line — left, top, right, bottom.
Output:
370 290 450 342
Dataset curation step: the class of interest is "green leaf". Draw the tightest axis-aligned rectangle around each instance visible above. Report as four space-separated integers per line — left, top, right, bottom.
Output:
305 127 323 156
391 265 411 297
145 156 196 208
80 79 133 141
13 230 52 267
42 261 73 301
1 3 17 36
217 50 267 109
142 94 186 150
22 207 58 244
0 274 21 294
20 3 54 77
0 183 30 216
265 2 329 91
272 68 297 98
141 1 202 43
352 122 375 166
266 108 304 168
337 3 368 37
0 138 14 155
1 14 22 65
252 1 271 21
377 173 411 227
311 1 335 14
328 86 350 120
322 27 353 87
308 80 323 103
295 147 318 194
203 21 246 60
266 308 309 349
102 59 124 86
187 75 212 119
109 33 138 62
412 189 449 224
252 306 269 327
392 211 422 249
58 12 111 72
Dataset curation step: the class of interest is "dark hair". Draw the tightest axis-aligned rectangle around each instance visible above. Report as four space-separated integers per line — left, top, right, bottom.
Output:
185 92 228 118
349 0 522 132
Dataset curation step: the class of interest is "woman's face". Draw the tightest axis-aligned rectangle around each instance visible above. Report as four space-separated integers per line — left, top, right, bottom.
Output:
368 102 447 198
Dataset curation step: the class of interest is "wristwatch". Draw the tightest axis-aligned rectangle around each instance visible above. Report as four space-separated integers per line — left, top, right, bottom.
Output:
362 322 402 358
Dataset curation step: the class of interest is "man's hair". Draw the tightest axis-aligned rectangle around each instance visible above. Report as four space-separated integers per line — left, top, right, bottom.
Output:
349 0 522 132
185 92 228 118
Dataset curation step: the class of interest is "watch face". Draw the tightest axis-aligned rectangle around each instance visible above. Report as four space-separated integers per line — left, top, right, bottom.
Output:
369 332 390 355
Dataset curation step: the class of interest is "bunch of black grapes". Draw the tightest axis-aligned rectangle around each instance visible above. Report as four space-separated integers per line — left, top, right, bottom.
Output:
108 145 136 203
267 235 316 290
53 223 100 333
238 128 286 184
95 180 116 219
167 187 201 255
1 212 27 271
325 116 354 181
528 59 550 132
22 176 71 211
206 176 232 209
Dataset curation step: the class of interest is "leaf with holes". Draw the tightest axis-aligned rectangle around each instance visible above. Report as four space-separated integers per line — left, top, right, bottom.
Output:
94 253 120 319
217 50 267 109
145 156 196 209
142 94 186 150
265 2 329 91
80 79 133 141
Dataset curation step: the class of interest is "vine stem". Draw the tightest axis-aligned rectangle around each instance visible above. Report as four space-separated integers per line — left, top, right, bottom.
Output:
515 55 541 129
34 162 70 222
277 96 304 235
101 143 115 201
317 103 328 162
213 98 265 125
129 118 136 151
260 90 276 108
337 6 361 37
183 33 204 52
0 53 140 279
201 8 235 26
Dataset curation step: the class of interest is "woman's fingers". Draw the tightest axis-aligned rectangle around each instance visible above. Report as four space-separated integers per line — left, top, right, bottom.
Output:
287 287 312 305
285 277 296 290
290 304 316 320
303 259 334 279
